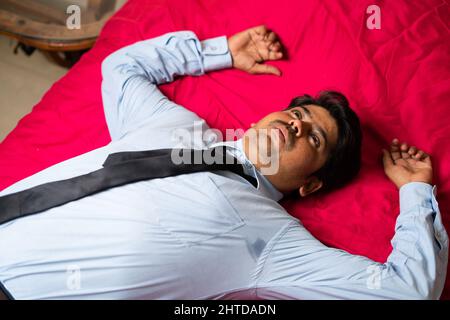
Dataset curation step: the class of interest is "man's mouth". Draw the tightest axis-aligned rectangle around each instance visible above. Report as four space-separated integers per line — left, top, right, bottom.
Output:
276 127 286 144
271 123 289 146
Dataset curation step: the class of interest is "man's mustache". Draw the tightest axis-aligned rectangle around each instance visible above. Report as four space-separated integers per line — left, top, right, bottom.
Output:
268 120 296 147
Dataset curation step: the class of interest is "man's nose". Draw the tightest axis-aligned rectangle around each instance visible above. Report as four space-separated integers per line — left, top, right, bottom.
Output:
289 119 303 138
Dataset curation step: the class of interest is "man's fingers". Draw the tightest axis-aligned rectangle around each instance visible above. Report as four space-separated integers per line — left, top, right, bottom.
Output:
417 150 431 163
391 139 411 159
250 63 281 76
268 50 283 60
253 25 268 37
415 150 430 161
401 149 411 159
408 146 417 156
257 42 282 61
257 47 271 60
267 41 283 60
269 41 282 52
382 149 394 169
266 31 277 43
390 139 401 160
400 142 409 152
269 41 281 51
422 152 432 165
389 138 432 166
252 26 283 61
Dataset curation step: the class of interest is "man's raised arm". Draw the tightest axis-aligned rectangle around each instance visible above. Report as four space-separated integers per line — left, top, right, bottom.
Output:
101 26 283 141
256 140 448 299
101 31 231 140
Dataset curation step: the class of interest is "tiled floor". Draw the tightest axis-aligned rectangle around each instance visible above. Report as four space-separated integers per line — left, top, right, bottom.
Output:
0 36 68 142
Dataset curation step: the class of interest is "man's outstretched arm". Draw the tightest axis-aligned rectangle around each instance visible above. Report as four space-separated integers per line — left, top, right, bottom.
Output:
101 26 283 140
256 140 448 299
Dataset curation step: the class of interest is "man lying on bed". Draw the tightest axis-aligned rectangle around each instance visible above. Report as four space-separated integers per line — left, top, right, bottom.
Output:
0 26 447 300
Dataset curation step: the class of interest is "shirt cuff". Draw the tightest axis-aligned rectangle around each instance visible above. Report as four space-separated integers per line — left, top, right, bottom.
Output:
399 182 437 213
201 36 232 72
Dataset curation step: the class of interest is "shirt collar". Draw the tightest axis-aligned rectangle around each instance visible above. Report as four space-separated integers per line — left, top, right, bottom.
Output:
210 139 284 202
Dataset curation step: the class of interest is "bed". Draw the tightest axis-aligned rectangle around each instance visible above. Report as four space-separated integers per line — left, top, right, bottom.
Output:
1 0 449 299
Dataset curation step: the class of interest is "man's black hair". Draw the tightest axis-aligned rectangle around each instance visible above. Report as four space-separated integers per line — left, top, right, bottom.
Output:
286 91 362 193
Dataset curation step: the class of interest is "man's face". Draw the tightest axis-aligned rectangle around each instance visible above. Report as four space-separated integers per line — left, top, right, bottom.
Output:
242 104 339 196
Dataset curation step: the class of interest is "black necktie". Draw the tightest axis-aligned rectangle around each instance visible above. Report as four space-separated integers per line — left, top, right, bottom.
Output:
0 146 257 225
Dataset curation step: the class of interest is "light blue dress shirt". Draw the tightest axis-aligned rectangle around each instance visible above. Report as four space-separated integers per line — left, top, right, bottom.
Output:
0 31 448 300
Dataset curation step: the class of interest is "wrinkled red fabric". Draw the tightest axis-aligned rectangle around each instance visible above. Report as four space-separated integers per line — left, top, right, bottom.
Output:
1 0 449 299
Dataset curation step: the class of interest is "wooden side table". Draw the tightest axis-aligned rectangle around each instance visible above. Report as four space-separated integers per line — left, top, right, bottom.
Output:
0 0 120 67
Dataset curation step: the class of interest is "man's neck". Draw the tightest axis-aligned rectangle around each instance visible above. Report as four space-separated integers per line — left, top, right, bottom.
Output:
241 135 286 196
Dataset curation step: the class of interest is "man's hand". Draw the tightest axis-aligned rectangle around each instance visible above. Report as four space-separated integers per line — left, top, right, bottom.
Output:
382 139 433 189
228 25 283 76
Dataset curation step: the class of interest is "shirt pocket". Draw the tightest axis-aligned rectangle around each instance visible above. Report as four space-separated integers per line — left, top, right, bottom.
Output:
148 173 245 246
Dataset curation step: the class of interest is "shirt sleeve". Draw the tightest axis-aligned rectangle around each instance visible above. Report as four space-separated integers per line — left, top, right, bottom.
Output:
101 31 232 141
256 182 449 299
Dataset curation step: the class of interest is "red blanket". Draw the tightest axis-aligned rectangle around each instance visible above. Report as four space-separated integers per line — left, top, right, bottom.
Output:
1 0 449 299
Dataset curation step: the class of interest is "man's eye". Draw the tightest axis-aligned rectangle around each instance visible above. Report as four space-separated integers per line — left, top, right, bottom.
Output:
292 110 302 119
311 134 320 148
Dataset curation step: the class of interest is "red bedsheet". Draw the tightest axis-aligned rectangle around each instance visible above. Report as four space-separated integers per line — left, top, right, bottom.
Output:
1 0 449 299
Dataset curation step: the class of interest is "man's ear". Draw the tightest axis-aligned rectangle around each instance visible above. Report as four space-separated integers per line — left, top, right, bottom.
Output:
298 176 323 197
